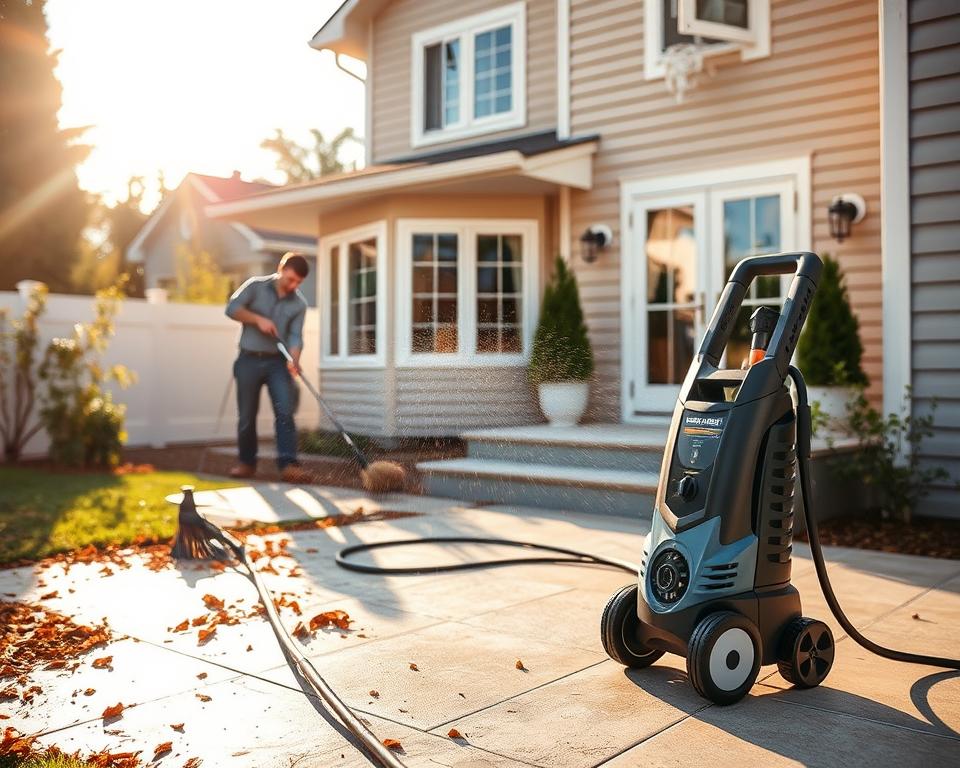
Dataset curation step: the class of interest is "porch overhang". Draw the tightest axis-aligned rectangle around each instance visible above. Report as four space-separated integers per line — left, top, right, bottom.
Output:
309 0 392 59
205 140 597 237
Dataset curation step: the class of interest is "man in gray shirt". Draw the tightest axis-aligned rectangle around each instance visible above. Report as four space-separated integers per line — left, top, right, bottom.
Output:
225 252 312 483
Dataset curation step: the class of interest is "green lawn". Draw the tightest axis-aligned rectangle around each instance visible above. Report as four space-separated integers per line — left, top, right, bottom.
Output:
0 466 237 566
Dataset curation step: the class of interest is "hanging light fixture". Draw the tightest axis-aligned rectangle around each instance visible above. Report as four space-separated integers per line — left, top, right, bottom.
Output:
828 193 867 243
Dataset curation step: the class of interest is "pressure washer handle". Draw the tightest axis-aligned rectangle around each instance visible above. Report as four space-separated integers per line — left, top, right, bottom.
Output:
700 251 823 376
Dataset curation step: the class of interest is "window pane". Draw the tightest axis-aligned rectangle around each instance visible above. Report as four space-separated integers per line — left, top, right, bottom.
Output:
723 198 751 268
476 234 523 354
424 43 442 131
663 0 720 49
413 233 434 262
444 39 460 125
329 248 339 356
696 0 748 29
648 308 695 385
348 238 377 355
475 24 511 118
755 194 781 252
646 207 696 305
410 233 459 355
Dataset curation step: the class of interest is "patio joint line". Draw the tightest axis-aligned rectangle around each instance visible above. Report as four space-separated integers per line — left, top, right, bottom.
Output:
425 658 611 731
768 695 960 741
589 703 715 767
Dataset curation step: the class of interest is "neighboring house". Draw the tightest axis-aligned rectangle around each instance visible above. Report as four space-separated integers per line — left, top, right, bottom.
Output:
127 172 318 306
206 0 959 516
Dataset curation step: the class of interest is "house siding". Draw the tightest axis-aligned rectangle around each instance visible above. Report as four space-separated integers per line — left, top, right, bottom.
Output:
370 0 557 162
909 0 960 517
568 0 883 422
317 368 390 436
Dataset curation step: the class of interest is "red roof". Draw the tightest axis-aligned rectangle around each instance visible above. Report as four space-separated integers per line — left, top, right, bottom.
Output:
191 172 276 201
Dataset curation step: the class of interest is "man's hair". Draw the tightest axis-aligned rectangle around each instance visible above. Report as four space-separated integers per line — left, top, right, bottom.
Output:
279 252 309 278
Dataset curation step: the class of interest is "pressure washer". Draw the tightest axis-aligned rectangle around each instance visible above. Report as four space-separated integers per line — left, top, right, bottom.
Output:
172 250 959 766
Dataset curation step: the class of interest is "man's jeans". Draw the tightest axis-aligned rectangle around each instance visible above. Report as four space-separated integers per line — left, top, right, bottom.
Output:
234 352 299 469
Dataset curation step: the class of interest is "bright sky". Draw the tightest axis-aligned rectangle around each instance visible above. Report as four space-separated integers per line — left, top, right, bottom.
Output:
45 0 366 212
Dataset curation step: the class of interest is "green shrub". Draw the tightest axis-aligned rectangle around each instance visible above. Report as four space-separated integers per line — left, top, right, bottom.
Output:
0 282 47 462
38 282 134 468
796 254 868 387
528 257 594 386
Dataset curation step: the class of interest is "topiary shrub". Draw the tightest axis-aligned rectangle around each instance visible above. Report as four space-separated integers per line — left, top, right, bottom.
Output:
528 257 594 386
796 254 868 387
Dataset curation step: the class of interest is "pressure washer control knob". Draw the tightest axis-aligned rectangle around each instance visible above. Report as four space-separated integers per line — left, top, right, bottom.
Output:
678 475 698 501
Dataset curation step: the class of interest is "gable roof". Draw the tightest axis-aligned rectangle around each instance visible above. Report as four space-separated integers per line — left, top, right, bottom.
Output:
127 173 317 263
310 0 391 59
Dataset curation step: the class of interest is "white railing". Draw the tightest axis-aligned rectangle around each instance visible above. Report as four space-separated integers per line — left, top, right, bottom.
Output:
0 287 320 457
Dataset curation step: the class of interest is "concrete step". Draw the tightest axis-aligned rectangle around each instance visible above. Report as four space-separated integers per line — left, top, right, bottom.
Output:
462 424 667 473
417 457 659 517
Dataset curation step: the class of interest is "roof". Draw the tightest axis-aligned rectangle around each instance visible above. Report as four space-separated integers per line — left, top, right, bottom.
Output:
309 0 390 59
206 137 599 236
383 131 600 165
126 172 317 263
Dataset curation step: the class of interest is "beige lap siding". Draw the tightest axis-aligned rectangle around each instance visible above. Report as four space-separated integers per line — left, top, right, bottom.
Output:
316 368 390 437
371 0 557 162
568 0 883 421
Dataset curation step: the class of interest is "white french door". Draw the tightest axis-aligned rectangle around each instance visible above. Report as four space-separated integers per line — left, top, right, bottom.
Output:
622 160 807 420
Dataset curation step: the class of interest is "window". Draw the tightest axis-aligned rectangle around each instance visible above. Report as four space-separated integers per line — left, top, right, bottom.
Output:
644 0 770 80
397 219 538 366
320 222 387 367
412 3 526 147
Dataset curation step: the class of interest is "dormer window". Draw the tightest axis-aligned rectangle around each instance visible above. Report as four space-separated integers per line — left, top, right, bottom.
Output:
412 2 526 148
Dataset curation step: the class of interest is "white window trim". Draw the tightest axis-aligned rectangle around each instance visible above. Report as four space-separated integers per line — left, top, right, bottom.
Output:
319 220 388 370
395 218 539 368
411 2 527 148
619 156 811 422
644 0 770 81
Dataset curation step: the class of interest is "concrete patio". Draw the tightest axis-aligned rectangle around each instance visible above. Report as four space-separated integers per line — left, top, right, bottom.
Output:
3 482 958 767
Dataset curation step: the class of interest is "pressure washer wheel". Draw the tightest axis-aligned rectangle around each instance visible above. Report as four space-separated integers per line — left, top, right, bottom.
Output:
777 616 835 688
601 584 665 668
687 611 762 705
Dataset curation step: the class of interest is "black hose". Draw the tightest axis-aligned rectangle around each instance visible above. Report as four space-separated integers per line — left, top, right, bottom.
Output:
788 364 960 670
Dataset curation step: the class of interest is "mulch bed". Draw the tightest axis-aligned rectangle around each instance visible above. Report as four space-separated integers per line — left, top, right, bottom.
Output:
796 510 960 560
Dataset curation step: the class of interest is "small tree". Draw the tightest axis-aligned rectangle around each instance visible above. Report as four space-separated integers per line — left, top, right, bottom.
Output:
169 245 232 305
38 280 135 467
528 257 594 386
796 255 868 386
0 282 48 461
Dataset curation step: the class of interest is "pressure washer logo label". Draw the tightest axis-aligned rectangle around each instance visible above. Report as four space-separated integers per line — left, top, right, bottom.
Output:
678 411 727 468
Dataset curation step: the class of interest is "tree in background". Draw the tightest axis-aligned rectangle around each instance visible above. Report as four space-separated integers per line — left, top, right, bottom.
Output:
72 177 149 296
169 244 232 305
260 127 360 184
0 0 91 292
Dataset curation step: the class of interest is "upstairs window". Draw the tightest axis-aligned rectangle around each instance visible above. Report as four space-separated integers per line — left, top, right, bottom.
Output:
644 0 770 81
413 3 526 147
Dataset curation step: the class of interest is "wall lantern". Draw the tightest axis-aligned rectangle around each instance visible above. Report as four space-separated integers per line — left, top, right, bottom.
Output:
828 193 867 243
579 224 613 263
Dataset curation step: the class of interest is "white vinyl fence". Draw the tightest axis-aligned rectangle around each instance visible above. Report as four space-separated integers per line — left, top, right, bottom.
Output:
0 286 321 458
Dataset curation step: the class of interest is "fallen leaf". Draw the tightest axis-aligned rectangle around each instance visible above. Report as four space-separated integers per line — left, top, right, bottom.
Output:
39 591 58 600
382 738 402 751
92 656 113 669
84 688 95 696
102 702 124 719
183 758 203 768
195 693 212 703
515 659 526 671
172 620 189 633
170 723 185 732
288 600 302 616
246 644 253 652
447 729 463 739
912 612 920 620
458 692 465 698
202 594 224 610
196 672 208 680
197 626 216 644
191 615 207 627
369 690 379 698
154 741 173 758
293 621 310 640
408 663 419 672
309 610 351 631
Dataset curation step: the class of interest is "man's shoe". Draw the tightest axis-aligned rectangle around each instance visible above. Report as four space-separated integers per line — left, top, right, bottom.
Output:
281 464 314 484
228 463 256 479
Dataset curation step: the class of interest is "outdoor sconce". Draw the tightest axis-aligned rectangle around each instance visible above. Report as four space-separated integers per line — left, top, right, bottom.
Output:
579 224 613 263
828 193 867 243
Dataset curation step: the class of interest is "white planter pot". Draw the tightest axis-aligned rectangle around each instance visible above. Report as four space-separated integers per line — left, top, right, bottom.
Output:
538 382 590 427
808 385 857 432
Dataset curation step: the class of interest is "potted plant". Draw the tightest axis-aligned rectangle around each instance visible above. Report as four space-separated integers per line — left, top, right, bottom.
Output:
528 257 594 427
795 254 868 429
